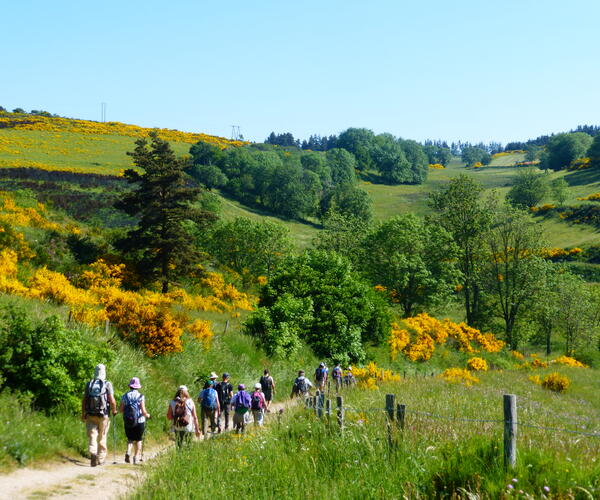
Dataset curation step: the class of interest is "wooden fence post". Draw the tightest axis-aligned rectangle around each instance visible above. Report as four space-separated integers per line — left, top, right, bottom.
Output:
223 320 229 335
396 403 405 430
326 399 331 419
104 319 110 335
503 394 517 469
336 396 344 430
385 394 396 422
318 392 325 419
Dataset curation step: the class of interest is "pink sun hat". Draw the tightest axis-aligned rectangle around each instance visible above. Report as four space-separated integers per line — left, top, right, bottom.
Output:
129 377 142 389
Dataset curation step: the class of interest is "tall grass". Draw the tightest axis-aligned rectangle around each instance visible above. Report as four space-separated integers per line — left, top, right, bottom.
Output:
134 368 600 499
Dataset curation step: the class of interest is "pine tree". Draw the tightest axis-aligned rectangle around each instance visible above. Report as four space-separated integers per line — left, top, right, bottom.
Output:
116 132 215 292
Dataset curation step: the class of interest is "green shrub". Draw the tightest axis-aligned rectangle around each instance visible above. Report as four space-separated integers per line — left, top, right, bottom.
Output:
245 250 391 364
0 306 113 412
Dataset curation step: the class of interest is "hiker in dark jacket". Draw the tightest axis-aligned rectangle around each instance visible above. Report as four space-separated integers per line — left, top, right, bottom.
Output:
81 363 117 467
120 377 151 464
259 369 275 412
215 373 233 432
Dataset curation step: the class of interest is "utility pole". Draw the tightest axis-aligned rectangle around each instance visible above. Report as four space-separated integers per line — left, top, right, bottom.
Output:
230 125 241 141
101 102 107 122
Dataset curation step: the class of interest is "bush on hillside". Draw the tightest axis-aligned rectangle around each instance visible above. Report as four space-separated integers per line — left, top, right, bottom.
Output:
0 306 112 412
244 250 391 364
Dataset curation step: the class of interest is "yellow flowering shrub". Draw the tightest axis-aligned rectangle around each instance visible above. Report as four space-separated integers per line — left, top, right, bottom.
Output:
511 350 525 360
0 249 29 295
188 319 214 348
466 357 488 371
541 372 570 393
352 362 402 389
532 358 548 369
440 368 479 386
529 374 541 385
389 313 504 362
578 192 600 201
429 163 445 169
552 356 587 368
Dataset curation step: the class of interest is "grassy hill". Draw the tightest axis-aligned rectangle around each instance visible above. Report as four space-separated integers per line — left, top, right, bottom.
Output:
1 111 600 251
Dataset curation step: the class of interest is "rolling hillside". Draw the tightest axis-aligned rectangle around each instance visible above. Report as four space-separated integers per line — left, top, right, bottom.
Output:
1 112 600 250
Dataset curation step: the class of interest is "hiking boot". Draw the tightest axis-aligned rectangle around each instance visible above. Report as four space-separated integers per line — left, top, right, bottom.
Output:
90 454 97 467
125 454 130 463
133 456 137 465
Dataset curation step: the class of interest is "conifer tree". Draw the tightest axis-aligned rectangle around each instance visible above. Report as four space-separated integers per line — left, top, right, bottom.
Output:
116 132 214 292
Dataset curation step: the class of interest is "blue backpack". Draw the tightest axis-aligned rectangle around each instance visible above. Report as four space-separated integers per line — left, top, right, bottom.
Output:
123 391 142 427
201 388 218 409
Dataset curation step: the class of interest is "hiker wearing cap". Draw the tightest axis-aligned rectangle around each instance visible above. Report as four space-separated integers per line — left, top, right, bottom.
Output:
167 385 200 447
215 373 233 432
230 384 251 433
314 362 328 392
81 363 117 467
198 379 220 438
251 383 267 426
120 377 151 464
259 369 275 412
291 370 313 399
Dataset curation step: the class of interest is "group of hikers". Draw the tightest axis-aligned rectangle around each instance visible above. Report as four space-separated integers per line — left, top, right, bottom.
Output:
81 362 355 467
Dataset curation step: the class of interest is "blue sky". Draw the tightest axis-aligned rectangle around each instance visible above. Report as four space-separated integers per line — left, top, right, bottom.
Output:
2 0 599 145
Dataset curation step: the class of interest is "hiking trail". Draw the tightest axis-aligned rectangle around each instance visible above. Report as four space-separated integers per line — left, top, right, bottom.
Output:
0 400 295 499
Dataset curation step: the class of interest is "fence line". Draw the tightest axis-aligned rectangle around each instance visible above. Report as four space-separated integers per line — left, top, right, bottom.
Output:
304 391 600 470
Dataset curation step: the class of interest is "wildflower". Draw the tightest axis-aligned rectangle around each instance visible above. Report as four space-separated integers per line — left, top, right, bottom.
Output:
543 486 550 493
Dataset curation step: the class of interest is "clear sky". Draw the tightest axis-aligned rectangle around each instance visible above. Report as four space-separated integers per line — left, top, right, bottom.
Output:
2 0 599 145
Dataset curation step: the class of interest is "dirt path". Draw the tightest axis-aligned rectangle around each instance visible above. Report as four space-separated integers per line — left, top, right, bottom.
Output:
0 400 297 499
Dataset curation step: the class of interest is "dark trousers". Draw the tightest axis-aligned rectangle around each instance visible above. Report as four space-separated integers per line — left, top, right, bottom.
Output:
201 407 218 435
175 431 191 448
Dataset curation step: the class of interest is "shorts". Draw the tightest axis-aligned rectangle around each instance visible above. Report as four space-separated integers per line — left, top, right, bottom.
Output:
124 422 145 442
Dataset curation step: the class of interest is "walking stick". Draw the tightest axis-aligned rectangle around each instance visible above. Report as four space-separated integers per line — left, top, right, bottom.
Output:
112 413 117 464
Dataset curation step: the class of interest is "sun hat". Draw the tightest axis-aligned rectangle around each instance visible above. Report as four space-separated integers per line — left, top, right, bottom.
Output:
254 382 262 390
94 364 106 381
206 380 214 386
238 384 245 390
209 372 218 379
128 377 141 389
178 385 188 392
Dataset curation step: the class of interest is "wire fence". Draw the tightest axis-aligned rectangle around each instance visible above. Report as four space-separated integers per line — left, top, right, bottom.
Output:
303 391 600 468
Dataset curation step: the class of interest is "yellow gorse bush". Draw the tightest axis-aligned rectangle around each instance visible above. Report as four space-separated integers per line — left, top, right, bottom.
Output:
541 372 570 392
352 361 402 389
577 192 600 201
0 251 253 356
466 357 488 371
389 313 505 362
439 368 479 386
552 355 587 368
428 163 445 169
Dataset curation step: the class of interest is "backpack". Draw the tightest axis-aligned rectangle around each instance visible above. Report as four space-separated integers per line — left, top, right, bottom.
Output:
123 392 142 427
173 397 191 427
234 391 251 409
260 376 272 391
216 382 231 404
85 379 108 416
315 367 326 381
294 377 308 394
332 366 342 379
251 392 263 411
201 388 218 409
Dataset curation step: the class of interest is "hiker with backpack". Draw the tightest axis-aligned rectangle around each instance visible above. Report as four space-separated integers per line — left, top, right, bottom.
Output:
198 379 220 438
167 385 200 447
344 367 357 387
230 384 251 433
120 377 151 465
290 370 313 399
81 363 117 467
215 372 233 432
332 363 343 392
259 369 275 412
250 382 267 426
314 362 329 392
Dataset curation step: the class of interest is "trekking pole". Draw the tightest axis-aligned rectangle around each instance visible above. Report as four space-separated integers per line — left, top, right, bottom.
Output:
112 413 117 464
